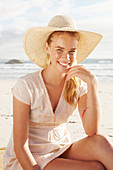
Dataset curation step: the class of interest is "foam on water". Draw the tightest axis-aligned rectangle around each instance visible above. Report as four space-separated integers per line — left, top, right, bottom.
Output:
0 58 113 81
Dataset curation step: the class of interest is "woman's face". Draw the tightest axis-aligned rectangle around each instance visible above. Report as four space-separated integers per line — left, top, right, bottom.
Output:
45 32 78 74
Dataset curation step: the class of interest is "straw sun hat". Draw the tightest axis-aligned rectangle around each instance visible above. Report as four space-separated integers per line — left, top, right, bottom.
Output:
23 15 103 68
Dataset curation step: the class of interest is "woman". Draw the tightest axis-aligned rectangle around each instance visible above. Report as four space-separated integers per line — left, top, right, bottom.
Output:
3 15 113 170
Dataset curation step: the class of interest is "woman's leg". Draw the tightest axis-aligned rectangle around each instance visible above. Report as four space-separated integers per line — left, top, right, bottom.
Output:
60 134 113 170
44 157 105 170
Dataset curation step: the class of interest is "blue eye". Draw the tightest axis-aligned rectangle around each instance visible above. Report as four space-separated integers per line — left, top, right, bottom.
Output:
57 49 63 52
69 50 77 55
69 50 75 53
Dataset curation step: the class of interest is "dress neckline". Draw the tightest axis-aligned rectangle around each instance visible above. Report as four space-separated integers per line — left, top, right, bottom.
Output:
39 69 66 115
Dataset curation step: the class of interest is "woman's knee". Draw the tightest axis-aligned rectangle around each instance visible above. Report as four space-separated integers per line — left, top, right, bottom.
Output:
90 134 111 149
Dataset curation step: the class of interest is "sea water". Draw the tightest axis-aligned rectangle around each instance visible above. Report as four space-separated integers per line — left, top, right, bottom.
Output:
0 58 113 81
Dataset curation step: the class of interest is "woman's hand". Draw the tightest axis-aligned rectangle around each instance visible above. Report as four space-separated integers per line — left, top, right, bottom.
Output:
66 65 97 86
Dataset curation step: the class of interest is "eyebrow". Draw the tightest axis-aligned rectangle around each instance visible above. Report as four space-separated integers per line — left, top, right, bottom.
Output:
55 46 76 50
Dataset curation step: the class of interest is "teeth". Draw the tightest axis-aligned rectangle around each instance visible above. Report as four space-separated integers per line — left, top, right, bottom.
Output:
58 61 70 66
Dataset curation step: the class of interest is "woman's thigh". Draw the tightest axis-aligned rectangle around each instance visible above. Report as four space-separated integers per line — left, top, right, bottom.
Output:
60 134 111 161
44 157 105 170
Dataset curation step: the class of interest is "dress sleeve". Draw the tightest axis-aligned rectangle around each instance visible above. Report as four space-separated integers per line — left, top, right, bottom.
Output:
77 79 87 99
11 78 31 105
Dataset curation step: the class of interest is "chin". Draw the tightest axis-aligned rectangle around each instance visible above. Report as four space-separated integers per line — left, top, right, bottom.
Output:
57 68 69 75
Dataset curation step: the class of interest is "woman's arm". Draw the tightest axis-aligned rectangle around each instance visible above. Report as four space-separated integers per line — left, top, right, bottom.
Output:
78 76 101 136
13 96 40 170
66 65 101 136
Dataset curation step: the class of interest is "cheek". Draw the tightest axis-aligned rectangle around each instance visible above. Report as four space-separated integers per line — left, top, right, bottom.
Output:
52 51 61 61
55 53 61 60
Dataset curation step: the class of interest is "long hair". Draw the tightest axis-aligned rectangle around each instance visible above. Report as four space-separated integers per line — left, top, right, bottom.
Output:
47 31 80 105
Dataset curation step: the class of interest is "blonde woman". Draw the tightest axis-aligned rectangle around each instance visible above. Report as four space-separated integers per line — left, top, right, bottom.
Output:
3 15 113 170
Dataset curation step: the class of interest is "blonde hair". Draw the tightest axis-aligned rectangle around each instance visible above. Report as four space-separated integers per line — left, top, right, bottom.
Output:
47 31 80 105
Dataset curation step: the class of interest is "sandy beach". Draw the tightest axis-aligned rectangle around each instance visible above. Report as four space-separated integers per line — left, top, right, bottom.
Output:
0 79 113 149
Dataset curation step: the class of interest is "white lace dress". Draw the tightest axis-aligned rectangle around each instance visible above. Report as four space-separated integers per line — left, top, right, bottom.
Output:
3 69 87 170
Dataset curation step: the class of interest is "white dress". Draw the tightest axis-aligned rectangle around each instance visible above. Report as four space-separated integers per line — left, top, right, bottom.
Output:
3 69 87 170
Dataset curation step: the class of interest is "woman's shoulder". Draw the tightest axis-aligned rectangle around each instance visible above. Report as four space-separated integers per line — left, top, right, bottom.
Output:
21 70 41 82
13 70 42 90
17 69 42 86
11 70 42 105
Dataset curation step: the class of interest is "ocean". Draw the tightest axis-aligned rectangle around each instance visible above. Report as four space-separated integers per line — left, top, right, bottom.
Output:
0 58 113 81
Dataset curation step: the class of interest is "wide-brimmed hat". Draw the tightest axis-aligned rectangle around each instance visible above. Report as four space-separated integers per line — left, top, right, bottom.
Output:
23 15 103 68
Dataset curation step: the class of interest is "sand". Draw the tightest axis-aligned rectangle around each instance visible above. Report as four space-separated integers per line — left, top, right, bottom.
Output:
0 79 113 169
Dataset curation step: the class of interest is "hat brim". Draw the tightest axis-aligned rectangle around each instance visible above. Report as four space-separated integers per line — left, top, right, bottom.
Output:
23 26 103 68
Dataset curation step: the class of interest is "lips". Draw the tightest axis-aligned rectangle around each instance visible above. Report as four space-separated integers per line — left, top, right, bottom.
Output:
57 61 70 67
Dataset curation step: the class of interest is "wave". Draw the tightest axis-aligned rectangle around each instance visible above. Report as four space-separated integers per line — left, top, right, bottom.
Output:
0 58 113 80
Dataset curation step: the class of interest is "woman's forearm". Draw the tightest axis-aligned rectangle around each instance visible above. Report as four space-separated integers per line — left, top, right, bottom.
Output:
84 77 101 136
14 145 40 170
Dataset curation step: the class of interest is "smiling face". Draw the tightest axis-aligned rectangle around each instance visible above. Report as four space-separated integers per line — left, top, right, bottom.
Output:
45 31 79 74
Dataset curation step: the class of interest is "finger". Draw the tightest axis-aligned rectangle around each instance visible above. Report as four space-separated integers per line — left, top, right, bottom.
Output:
66 74 80 81
67 68 83 77
66 71 81 81
68 67 81 75
66 67 87 80
69 65 87 72
68 67 90 77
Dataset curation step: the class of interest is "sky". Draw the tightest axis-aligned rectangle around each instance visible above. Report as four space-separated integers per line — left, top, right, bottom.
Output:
0 0 113 61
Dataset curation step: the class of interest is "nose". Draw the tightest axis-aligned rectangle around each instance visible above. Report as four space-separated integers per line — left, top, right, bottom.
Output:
62 53 70 62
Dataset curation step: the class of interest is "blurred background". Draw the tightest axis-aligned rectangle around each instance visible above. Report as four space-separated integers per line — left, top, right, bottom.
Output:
0 0 113 80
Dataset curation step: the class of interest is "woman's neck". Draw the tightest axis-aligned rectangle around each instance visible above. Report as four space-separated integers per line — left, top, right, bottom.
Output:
42 66 66 87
